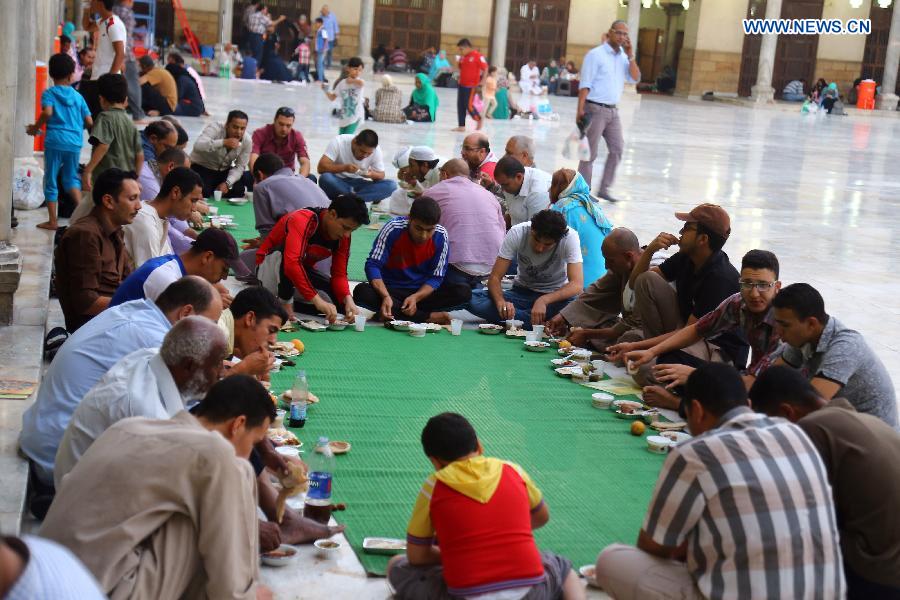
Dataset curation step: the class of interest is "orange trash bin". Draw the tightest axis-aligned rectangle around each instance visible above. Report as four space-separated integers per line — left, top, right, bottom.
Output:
34 63 48 152
856 79 876 110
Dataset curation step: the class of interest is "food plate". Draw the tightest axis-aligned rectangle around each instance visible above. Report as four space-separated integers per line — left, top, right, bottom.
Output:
614 408 647 420
478 324 503 334
611 399 644 412
505 328 529 338
261 544 298 567
268 428 301 446
227 197 249 206
270 341 300 356
362 537 407 555
327 321 350 331
315 440 351 455
579 564 601 588
388 320 412 331
554 366 582 377
660 431 693 445
299 320 328 332
422 323 443 333
523 341 550 352
550 358 578 367
282 390 320 404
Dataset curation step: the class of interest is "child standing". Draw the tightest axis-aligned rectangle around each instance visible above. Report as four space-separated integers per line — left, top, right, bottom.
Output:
482 66 499 118
314 17 329 83
27 53 93 230
68 73 143 224
323 56 366 135
387 412 582 599
295 37 311 84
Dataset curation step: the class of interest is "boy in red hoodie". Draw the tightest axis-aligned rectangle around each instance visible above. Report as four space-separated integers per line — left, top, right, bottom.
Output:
387 413 583 599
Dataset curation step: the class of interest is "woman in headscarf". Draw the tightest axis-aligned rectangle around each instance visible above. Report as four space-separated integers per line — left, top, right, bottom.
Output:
549 169 613 287
373 75 406 123
429 50 452 86
404 73 439 122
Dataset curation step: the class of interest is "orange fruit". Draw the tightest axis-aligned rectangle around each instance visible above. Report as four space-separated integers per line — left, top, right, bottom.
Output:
558 340 572 349
630 421 646 436
292 339 305 353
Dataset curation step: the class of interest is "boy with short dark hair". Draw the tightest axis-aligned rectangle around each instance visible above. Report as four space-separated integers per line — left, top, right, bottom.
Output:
353 196 471 322
323 56 366 134
27 53 93 230
387 412 581 600
81 73 143 195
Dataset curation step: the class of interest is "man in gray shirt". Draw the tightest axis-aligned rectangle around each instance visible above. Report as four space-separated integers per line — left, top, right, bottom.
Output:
250 153 330 239
468 210 583 328
772 283 898 428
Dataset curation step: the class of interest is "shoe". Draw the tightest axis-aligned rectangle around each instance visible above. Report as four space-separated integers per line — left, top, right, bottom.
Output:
597 191 619 203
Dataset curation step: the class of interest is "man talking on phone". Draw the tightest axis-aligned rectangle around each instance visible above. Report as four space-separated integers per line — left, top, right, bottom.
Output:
576 21 640 204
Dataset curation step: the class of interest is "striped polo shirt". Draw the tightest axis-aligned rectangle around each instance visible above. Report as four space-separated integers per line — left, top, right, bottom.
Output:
643 407 845 599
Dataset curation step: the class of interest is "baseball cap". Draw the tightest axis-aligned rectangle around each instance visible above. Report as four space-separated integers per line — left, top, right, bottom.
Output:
675 203 731 239
409 146 438 162
192 228 251 277
392 146 411 170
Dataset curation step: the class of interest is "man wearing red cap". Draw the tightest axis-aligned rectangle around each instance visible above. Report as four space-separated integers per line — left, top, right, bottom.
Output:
607 204 747 407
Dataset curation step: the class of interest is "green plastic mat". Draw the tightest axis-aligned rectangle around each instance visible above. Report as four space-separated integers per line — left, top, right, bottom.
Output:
269 326 665 576
211 200 380 281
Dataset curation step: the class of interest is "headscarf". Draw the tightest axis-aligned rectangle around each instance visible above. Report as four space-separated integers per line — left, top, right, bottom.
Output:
429 50 451 80
63 22 75 38
411 73 439 122
552 171 612 231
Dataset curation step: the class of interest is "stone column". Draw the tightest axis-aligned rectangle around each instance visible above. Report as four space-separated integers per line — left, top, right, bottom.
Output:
358 0 375 71
219 0 233 46
15 0 37 160
750 0 783 103
34 0 56 64
1 0 23 323
663 4 683 68
626 0 641 44
492 0 510 69
875 3 900 111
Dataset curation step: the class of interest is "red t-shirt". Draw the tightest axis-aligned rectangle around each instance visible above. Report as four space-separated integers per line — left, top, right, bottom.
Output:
458 50 487 87
256 209 351 302
251 124 309 171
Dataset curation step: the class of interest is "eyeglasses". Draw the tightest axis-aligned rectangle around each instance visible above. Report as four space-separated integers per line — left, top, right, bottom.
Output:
739 281 777 291
275 107 295 118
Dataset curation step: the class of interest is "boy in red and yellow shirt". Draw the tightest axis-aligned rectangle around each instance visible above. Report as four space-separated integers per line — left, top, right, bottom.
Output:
453 38 488 132
387 413 582 599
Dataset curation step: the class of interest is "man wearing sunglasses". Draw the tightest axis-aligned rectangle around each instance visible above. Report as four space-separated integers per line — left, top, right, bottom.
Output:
606 204 747 408
249 107 313 180
622 250 784 407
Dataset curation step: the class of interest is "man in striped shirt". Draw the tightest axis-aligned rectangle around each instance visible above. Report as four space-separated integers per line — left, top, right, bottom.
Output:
596 362 844 599
353 197 471 323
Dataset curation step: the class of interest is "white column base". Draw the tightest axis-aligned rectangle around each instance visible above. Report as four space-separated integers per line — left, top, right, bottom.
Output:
750 84 775 104
875 93 899 111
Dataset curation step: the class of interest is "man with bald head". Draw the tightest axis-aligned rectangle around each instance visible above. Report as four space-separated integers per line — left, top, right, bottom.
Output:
424 159 506 290
54 315 228 485
19 276 222 516
504 135 536 167
547 227 643 350
460 132 497 183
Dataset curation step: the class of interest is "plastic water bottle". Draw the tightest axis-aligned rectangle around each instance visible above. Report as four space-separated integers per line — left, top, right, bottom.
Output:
304 437 334 524
288 370 308 428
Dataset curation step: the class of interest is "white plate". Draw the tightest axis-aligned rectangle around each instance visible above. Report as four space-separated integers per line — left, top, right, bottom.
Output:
478 324 503 334
554 366 582 377
227 198 249 206
523 341 550 352
261 544 298 567
550 358 578 367
362 537 406 555
389 320 411 331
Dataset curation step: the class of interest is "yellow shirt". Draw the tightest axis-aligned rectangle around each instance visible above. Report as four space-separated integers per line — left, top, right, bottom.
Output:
144 67 177 111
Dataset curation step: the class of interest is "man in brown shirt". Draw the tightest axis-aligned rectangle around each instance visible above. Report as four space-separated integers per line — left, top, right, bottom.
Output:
749 366 900 599
137 55 177 115
546 227 643 350
55 168 141 332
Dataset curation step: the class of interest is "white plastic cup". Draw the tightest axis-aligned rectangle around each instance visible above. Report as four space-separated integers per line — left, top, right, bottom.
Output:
450 319 463 336
213 190 223 201
526 331 539 342
354 314 366 332
532 324 545 338
244 191 253 203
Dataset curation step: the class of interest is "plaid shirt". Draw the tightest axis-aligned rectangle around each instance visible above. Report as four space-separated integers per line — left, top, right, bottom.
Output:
644 407 845 599
694 292 782 375
247 10 271 35
296 42 310 66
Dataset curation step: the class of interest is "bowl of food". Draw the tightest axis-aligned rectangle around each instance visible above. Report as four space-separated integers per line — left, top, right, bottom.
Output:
611 399 643 412
504 319 524 331
389 320 411 331
315 440 351 455
555 366 582 378
477 323 504 335
646 435 673 455
523 341 550 352
661 431 693 446
408 324 427 338
327 320 349 331
579 564 601 588
550 358 578 367
614 401 646 420
569 348 593 361
313 538 342 559
261 544 298 567
591 392 614 409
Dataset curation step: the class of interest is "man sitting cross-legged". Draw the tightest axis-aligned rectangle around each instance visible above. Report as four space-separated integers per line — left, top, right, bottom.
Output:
749 366 900 599
620 249 785 408
468 209 583 328
54 315 228 486
546 227 643 350
256 195 370 322
316 129 397 203
387 412 583 600
595 363 845 599
41 376 275 600
771 282 898 428
353 197 471 323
